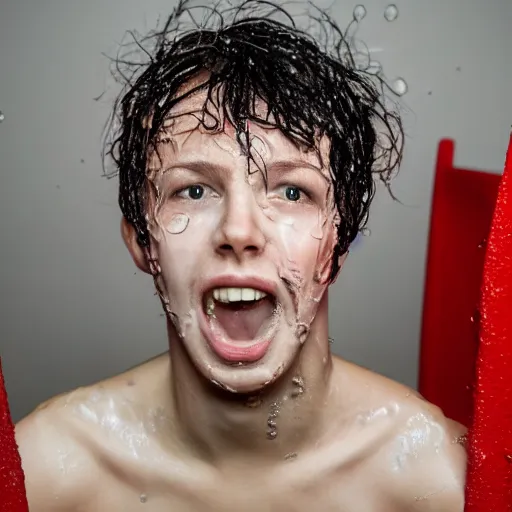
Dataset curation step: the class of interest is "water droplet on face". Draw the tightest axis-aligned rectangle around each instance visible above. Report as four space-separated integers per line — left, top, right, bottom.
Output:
140 493 148 503
392 78 408 96
285 452 298 460
0 111 4 123
353 5 367 22
167 213 189 234
384 4 399 21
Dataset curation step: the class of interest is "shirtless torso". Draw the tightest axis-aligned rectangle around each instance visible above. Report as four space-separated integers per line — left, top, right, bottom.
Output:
16 353 466 511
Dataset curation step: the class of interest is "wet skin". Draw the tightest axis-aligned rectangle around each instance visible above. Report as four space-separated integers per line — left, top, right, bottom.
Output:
16 353 466 511
16 87 466 511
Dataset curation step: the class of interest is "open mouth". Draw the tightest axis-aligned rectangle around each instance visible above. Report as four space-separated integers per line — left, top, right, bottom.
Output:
201 286 280 363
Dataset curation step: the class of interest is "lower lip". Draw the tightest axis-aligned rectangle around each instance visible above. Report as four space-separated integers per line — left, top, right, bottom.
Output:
199 309 273 363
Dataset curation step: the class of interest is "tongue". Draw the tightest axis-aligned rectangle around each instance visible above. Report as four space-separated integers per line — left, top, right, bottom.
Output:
213 298 274 341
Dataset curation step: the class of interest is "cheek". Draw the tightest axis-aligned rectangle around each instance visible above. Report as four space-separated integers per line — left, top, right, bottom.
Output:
151 209 219 282
279 223 320 269
272 209 336 271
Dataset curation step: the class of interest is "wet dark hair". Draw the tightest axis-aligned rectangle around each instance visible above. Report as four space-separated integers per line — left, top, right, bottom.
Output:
104 0 403 280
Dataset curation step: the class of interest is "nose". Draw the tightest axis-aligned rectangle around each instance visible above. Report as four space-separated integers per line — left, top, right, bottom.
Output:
214 189 266 261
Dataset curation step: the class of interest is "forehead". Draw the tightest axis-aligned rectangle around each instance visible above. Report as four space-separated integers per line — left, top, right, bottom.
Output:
147 85 330 173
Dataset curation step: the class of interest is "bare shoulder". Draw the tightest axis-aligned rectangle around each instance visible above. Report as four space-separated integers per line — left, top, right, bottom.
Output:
15 391 101 512
15 353 170 511
392 399 466 511
333 359 466 510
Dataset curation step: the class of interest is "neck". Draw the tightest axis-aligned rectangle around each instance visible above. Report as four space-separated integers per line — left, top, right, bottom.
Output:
165 299 334 465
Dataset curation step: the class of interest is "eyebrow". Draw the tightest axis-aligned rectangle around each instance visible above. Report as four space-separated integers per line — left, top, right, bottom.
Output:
267 160 323 174
165 159 323 176
165 160 228 177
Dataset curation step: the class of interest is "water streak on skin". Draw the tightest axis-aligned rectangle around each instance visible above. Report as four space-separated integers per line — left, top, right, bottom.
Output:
357 402 399 425
72 389 175 464
391 412 445 472
267 402 280 440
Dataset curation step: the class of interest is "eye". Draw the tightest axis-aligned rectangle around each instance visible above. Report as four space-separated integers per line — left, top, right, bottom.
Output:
177 185 205 200
284 186 301 202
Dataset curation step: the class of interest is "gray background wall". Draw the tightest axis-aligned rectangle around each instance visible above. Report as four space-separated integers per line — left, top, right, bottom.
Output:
1 0 511 422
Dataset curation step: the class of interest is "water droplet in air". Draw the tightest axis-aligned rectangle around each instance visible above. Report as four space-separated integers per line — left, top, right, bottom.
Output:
384 4 399 21
353 5 367 22
392 78 408 96
0 111 4 123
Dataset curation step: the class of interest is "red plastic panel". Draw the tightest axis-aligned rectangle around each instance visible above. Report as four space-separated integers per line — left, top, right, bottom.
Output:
418 139 500 426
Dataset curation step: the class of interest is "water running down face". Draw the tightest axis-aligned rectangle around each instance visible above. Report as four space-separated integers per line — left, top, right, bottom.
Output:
142 89 340 394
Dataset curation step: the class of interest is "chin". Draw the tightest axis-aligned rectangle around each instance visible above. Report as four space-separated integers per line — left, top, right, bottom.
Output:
201 355 292 395
188 328 299 395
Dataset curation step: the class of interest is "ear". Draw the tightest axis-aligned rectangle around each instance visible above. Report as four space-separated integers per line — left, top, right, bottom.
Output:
121 217 151 274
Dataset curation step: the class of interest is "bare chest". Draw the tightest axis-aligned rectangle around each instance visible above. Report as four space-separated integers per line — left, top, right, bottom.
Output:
89 461 397 512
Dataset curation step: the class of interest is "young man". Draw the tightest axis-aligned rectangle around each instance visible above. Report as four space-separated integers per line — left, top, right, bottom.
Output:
15 2 466 510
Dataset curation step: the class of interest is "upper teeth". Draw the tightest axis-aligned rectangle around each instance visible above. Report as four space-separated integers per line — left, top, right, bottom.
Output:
212 287 267 303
